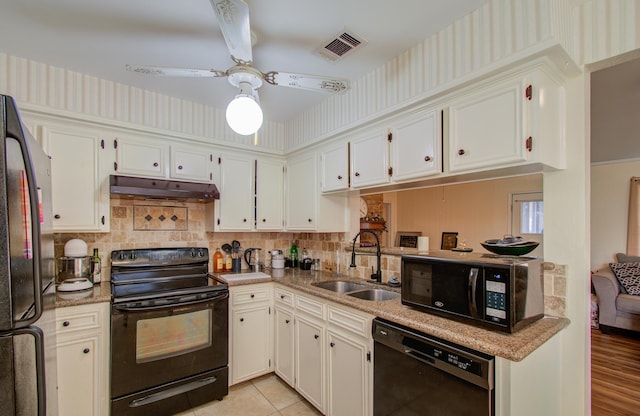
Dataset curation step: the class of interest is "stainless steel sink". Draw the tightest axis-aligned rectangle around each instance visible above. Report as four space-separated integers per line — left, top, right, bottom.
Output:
347 288 400 301
312 280 369 294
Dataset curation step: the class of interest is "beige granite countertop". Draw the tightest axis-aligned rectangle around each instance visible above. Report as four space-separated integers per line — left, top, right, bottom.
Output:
55 281 112 308
216 268 569 362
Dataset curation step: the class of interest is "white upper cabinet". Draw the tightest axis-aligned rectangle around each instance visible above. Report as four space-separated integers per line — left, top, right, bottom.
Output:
320 142 349 192
43 125 112 233
256 158 284 230
390 108 441 182
286 152 317 230
170 144 213 182
114 135 165 178
350 129 390 189
213 152 254 231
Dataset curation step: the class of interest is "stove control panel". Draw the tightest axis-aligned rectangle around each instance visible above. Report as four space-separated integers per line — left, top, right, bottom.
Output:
111 247 209 268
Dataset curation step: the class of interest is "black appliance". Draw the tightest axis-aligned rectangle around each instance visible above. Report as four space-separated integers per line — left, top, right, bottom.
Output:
401 251 544 333
0 95 58 416
110 247 229 416
373 318 494 416
110 174 220 200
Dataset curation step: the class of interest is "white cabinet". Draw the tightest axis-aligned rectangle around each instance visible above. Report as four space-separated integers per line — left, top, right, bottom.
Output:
320 143 349 192
286 151 348 232
170 144 213 182
390 108 441 182
212 153 284 231
327 330 369 416
43 125 112 232
114 135 165 178
55 302 110 416
295 313 326 413
447 68 564 173
350 129 390 189
229 284 273 385
274 306 295 387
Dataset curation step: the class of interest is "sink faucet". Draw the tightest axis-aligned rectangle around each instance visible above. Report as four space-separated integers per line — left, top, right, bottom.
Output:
349 230 382 283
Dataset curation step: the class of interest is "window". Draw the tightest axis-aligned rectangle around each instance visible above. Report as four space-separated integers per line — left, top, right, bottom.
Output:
511 192 543 255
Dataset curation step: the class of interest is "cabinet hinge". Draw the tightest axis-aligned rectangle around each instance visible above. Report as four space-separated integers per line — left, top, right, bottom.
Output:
388 166 393 176
100 139 105 149
210 154 213 162
525 136 533 152
387 131 393 143
525 85 532 101
217 218 220 226
269 307 271 315
269 359 271 368
367 351 371 362
101 216 105 225
113 139 118 149
210 172 213 181
114 162 118 171
218 156 222 165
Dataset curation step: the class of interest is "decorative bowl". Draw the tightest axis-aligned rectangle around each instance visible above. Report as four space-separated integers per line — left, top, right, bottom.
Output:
480 240 539 256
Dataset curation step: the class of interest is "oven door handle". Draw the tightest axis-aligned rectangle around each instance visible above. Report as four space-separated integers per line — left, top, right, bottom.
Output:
113 291 228 312
128 375 218 408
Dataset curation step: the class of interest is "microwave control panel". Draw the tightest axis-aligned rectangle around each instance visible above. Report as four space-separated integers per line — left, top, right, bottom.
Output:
484 268 508 322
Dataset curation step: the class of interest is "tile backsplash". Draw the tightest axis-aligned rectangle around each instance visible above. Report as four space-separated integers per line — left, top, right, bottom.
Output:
54 198 566 317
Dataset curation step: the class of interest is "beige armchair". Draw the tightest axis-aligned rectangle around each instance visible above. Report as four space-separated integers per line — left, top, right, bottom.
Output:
592 268 640 333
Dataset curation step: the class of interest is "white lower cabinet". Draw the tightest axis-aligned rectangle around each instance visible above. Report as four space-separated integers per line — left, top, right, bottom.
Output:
55 302 110 416
273 285 373 416
229 284 273 385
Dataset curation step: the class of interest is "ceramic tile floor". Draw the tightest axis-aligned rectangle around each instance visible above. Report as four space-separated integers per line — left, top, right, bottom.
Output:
174 374 322 416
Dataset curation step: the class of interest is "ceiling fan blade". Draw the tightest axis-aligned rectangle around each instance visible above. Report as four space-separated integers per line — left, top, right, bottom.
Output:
264 71 350 93
126 65 226 78
210 0 253 65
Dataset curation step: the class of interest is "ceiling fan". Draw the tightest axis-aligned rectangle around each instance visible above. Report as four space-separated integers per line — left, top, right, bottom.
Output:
126 0 351 135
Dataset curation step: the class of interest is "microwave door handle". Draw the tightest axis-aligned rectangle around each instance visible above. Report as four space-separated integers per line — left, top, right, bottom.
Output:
468 268 480 318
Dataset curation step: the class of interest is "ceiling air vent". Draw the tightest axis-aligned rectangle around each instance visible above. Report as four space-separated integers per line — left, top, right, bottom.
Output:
315 30 367 62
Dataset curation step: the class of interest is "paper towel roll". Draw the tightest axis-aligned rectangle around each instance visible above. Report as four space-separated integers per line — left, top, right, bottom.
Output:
418 236 429 252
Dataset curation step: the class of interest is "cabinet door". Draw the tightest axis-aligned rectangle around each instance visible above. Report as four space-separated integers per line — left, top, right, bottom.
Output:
320 143 349 192
350 130 390 188
231 305 272 384
216 153 254 231
45 128 110 232
295 314 325 413
286 153 317 230
170 145 212 182
327 330 370 416
448 79 527 172
391 108 441 181
274 306 295 387
57 335 101 416
114 136 165 178
256 158 284 230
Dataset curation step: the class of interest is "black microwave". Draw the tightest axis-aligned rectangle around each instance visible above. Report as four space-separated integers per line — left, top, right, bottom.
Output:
401 251 544 333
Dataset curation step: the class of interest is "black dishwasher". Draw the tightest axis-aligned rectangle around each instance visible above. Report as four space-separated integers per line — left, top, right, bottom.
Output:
373 318 494 416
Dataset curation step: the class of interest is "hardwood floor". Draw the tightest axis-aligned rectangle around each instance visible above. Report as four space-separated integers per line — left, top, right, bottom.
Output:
591 328 640 416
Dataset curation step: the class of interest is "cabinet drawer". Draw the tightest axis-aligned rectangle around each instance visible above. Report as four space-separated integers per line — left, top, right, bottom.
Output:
56 302 106 335
231 284 272 305
296 294 325 319
327 305 372 338
274 287 294 307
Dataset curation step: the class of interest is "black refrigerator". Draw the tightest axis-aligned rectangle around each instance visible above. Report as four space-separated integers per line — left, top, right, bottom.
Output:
0 95 57 416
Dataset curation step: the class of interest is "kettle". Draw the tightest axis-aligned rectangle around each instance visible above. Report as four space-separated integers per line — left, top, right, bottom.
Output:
243 248 262 271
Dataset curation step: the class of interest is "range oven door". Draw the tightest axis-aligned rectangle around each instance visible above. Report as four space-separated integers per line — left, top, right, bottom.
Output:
110 290 228 401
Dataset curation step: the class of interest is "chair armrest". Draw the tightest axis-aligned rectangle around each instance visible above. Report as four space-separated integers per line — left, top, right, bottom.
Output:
592 269 621 324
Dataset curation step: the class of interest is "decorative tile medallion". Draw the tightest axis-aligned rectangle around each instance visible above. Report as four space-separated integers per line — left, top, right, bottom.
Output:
133 205 188 231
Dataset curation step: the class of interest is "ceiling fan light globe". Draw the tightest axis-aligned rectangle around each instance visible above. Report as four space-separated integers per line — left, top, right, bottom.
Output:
226 95 263 135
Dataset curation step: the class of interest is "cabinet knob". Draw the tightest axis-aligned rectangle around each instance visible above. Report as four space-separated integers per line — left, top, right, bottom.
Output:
62 321 70 327
178 165 183 170
424 155 431 162
250 294 255 298
285 319 290 324
262 218 266 222
153 162 159 167
458 149 466 156
330 342 335 348
243 218 247 222
314 334 319 339
240 318 244 322
54 214 61 219
280 295 285 299
83 348 90 354
354 172 360 177
337 175 342 180
308 218 312 223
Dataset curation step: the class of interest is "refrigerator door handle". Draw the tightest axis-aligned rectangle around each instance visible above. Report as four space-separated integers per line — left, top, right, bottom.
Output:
10 101 43 328
11 326 46 416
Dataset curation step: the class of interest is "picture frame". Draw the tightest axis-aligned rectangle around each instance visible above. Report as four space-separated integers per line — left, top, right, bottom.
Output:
441 232 458 250
395 231 422 248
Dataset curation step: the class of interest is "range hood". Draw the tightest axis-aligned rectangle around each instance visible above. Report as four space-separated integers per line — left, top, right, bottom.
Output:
110 175 219 200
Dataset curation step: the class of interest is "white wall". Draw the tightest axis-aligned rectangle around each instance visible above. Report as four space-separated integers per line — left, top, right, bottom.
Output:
591 160 640 271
